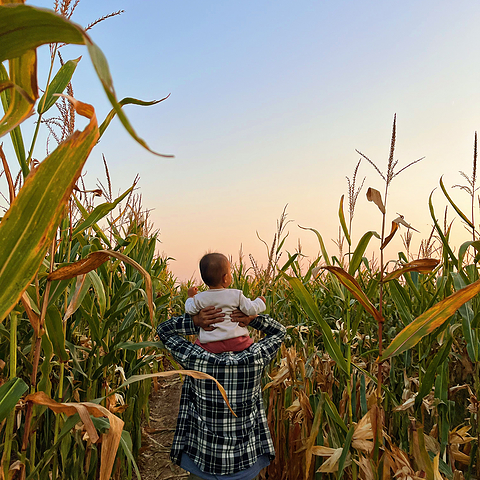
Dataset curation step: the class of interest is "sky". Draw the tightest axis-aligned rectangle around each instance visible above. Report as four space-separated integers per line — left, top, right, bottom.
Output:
5 1 480 281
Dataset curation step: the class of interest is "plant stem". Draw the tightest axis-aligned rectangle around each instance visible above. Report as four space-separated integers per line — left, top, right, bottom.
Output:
1 312 18 478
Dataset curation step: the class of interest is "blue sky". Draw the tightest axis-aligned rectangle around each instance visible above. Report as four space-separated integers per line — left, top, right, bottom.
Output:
10 1 480 280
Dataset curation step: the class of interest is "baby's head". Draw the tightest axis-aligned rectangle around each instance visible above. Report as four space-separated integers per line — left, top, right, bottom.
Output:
199 253 232 288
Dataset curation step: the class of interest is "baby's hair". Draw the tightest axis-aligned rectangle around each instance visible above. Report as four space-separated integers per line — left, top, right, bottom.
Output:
200 253 229 287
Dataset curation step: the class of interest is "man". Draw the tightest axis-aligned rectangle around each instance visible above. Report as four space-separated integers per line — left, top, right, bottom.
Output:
156 306 286 480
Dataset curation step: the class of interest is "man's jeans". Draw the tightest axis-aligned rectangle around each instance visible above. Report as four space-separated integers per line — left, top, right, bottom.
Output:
188 475 260 480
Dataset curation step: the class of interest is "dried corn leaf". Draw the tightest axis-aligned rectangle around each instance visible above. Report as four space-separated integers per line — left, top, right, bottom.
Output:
311 446 350 473
384 258 440 282
367 187 385 214
25 391 124 480
352 409 374 453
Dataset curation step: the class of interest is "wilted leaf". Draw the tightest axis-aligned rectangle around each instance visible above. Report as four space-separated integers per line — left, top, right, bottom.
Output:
366 187 385 214
380 221 399 250
352 409 374 453
383 258 440 282
48 252 110 281
392 214 419 233
117 370 236 417
25 391 124 480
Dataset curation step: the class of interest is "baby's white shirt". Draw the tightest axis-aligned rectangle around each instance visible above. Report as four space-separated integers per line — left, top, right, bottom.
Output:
184 289 266 343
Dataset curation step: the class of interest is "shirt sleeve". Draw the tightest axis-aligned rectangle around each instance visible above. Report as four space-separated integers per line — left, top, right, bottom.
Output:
238 293 266 316
248 315 286 364
156 315 199 366
184 297 200 315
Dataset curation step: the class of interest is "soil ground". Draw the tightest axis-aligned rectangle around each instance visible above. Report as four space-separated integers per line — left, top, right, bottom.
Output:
137 377 187 480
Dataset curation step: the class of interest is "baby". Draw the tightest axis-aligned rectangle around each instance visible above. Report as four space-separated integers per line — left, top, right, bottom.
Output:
185 253 266 353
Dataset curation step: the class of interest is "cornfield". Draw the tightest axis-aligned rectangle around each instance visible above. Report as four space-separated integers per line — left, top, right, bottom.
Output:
1 2 480 480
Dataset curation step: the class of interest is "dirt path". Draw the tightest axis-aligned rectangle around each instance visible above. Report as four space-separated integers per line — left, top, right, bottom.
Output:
137 377 187 480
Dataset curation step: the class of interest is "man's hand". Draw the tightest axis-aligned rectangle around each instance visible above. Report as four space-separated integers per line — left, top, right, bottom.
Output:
187 286 198 298
192 306 225 331
231 309 256 328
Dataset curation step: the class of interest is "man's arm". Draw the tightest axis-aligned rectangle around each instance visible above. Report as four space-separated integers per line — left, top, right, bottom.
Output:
156 315 199 365
156 308 226 364
231 312 286 362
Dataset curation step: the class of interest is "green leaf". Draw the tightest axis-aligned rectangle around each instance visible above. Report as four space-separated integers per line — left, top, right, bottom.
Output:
99 95 169 138
0 5 84 63
37 56 81 114
414 337 453 410
388 280 413 326
286 276 349 374
0 377 28 424
120 430 142 480
0 50 38 139
338 426 354 479
452 273 479 362
379 278 480 361
0 63 27 176
88 271 106 317
299 225 331 266
429 191 458 265
0 4 170 155
323 392 348 433
321 266 383 324
85 41 172 158
339 195 351 246
45 306 69 362
0 98 98 322
458 240 480 272
348 231 378 276
439 176 475 230
72 185 134 238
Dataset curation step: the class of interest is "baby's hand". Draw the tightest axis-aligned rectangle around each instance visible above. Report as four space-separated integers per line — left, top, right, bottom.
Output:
258 296 266 304
187 286 198 298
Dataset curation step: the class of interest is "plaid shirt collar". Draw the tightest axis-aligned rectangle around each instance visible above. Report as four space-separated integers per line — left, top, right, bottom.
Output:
156 314 286 476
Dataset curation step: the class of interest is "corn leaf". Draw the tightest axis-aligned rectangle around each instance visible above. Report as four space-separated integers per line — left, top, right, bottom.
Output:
286 276 349 374
25 391 124 480
0 97 98 322
348 231 379 276
452 273 479 362
366 187 385 214
99 95 169 138
45 306 69 362
0 4 169 155
379 278 480 361
0 62 27 176
439 175 475 230
380 220 399 250
321 266 384 324
0 377 28 424
88 271 107 317
37 56 81 114
414 336 453 410
0 50 38 138
339 195 351 246
383 258 440 282
72 185 134 238
429 192 458 265
116 371 236 417
299 225 331 266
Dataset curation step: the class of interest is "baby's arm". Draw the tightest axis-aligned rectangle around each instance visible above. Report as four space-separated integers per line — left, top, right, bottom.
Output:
187 286 198 298
238 293 266 316
185 290 200 315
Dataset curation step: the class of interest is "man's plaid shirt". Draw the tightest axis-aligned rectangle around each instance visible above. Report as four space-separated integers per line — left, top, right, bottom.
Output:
156 314 286 476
